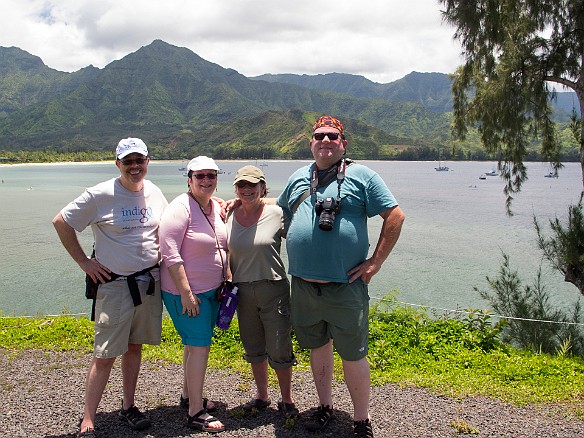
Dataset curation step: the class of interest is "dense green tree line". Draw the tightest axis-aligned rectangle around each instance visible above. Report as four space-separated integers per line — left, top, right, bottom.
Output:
0 149 113 163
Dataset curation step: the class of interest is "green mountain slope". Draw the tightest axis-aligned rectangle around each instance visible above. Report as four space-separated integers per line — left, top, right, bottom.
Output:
0 40 578 161
0 40 450 156
252 71 454 113
148 109 423 160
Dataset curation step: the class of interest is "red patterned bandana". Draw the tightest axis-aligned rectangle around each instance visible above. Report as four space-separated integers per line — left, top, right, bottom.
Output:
313 115 344 137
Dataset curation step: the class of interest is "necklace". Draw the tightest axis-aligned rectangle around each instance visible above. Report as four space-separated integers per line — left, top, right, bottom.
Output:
188 191 212 215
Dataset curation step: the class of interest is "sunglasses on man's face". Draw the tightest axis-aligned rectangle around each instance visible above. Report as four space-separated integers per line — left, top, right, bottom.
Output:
313 132 341 141
236 181 259 189
192 173 217 180
119 157 148 166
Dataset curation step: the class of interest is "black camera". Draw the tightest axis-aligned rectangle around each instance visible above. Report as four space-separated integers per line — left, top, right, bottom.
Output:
314 197 341 231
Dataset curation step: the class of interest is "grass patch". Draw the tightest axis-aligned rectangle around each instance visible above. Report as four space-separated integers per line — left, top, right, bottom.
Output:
1 299 583 415
449 419 480 434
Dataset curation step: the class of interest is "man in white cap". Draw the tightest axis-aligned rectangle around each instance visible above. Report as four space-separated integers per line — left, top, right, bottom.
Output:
52 138 168 437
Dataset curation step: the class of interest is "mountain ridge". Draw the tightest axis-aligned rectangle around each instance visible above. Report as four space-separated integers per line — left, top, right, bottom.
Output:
0 40 578 160
252 71 455 113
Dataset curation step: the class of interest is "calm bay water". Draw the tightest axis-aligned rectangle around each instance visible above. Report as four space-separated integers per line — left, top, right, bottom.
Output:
0 160 582 317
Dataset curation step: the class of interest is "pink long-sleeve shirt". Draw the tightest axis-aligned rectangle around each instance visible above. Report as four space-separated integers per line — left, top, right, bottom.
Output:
159 193 227 295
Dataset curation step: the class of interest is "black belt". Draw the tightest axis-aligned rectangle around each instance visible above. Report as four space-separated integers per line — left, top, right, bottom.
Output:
106 264 159 306
90 264 158 320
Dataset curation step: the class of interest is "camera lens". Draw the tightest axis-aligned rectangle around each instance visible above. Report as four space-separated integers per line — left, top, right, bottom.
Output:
318 214 334 231
315 197 340 231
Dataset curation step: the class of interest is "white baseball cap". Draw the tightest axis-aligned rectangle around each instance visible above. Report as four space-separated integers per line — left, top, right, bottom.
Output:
116 138 149 159
187 156 220 172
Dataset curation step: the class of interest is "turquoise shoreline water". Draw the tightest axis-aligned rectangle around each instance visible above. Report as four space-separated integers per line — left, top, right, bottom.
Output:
0 160 582 317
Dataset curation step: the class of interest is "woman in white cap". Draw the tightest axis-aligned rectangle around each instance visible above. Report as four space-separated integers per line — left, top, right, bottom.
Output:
159 156 226 433
226 165 298 419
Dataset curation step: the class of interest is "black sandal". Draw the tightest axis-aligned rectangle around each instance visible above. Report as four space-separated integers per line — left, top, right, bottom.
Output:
242 398 271 412
180 396 217 412
354 418 374 437
304 404 333 432
180 395 188 410
187 408 225 433
77 427 95 438
278 401 299 419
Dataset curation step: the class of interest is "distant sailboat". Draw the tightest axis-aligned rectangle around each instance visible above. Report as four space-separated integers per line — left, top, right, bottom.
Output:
259 154 268 167
545 168 559 178
435 160 449 171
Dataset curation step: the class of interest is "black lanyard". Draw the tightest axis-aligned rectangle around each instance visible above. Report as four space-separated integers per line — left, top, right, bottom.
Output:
189 192 227 282
310 158 347 204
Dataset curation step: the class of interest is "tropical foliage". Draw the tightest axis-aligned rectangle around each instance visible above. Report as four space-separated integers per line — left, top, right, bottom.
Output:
440 0 584 209
475 253 584 355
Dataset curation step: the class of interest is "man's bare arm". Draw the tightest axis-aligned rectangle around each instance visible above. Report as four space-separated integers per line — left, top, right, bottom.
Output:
52 213 111 283
347 206 405 284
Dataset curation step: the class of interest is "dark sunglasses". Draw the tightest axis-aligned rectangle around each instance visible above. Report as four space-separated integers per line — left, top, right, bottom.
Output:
119 157 148 166
313 132 342 141
236 180 259 188
192 173 217 180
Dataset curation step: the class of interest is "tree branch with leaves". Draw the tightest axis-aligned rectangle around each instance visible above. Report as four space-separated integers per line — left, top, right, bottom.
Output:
441 0 584 207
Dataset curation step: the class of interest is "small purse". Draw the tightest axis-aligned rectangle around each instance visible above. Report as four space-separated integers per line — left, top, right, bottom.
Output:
216 282 239 330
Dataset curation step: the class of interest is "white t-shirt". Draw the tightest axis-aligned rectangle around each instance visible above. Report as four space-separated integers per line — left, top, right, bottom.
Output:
60 177 168 276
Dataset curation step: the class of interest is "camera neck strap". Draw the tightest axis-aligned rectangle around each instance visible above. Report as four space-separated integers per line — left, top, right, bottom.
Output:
310 158 349 204
290 158 352 215
189 192 227 283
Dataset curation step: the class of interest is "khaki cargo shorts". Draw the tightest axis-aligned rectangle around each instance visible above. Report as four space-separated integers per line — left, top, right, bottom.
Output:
93 278 162 358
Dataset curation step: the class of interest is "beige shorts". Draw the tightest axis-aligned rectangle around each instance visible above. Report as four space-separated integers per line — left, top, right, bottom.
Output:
93 278 163 358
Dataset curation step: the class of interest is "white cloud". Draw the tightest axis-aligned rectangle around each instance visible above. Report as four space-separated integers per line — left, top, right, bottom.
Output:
0 0 463 83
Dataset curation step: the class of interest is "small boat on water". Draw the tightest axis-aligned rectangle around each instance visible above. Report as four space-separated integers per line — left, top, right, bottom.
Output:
485 169 499 176
479 174 487 180
545 169 559 178
435 160 449 171
258 154 268 167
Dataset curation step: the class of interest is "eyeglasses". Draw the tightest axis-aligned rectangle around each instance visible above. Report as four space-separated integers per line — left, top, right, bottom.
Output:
313 132 341 141
192 173 217 180
119 157 148 166
236 181 259 188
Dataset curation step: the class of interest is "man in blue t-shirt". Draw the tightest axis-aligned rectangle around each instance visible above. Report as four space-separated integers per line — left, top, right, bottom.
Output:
277 115 405 437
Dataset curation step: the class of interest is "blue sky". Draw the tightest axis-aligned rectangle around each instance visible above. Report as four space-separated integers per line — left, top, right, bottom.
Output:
1 0 464 84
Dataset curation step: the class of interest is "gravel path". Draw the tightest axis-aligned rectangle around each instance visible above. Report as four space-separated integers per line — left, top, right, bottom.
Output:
1 349 582 437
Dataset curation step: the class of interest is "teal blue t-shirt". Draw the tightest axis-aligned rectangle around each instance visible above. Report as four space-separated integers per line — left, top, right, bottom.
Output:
277 162 398 283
